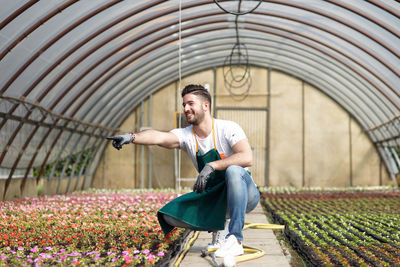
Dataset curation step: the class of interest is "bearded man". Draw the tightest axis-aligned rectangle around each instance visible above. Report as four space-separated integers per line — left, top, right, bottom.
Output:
107 84 260 258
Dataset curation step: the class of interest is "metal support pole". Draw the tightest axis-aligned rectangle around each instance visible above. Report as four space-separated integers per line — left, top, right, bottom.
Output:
140 101 145 189
148 95 153 188
213 67 217 118
266 67 271 187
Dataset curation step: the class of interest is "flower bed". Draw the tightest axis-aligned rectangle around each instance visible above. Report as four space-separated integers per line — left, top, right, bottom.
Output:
261 187 400 266
0 189 185 266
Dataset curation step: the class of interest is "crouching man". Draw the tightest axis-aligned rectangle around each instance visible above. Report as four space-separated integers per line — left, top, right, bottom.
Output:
107 84 260 258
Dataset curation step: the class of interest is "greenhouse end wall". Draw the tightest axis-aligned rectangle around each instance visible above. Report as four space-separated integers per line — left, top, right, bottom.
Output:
93 67 396 189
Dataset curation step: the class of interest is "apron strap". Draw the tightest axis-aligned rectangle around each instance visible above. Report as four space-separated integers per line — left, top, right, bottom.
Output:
193 119 217 153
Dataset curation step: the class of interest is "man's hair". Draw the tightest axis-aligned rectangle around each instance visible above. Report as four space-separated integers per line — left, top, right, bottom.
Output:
181 84 212 106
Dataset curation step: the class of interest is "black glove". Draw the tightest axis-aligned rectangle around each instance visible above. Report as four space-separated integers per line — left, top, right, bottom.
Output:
193 163 215 193
106 133 132 150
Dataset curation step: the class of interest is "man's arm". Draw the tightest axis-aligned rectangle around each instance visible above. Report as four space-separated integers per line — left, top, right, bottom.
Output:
134 129 180 149
107 130 179 150
208 139 252 171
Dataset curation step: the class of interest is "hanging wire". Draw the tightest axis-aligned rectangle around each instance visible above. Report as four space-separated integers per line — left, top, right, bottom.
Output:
177 0 183 189
215 0 262 101
214 0 263 15
178 0 182 92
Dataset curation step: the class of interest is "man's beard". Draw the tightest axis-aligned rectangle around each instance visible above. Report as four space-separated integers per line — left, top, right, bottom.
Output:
186 110 205 126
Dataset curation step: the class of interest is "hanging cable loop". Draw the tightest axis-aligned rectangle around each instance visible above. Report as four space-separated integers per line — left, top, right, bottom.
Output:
215 0 261 100
226 42 250 83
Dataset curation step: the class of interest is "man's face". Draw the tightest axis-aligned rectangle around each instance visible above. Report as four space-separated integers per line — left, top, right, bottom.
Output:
182 93 207 125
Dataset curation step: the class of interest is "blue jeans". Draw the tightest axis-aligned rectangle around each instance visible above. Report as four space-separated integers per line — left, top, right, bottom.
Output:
225 165 260 241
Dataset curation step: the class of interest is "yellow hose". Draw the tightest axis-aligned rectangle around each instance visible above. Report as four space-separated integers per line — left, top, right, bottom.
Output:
236 223 285 264
173 230 200 267
243 222 285 230
175 223 285 266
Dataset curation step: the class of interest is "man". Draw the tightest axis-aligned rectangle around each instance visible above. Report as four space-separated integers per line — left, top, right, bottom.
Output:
107 84 260 258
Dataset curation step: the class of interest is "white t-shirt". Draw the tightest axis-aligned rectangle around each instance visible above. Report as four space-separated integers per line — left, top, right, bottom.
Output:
171 119 248 172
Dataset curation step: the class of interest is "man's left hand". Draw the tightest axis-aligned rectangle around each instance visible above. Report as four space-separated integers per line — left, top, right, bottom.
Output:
193 163 215 193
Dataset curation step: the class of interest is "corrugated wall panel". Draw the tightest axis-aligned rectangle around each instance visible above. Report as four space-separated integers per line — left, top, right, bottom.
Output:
216 109 267 186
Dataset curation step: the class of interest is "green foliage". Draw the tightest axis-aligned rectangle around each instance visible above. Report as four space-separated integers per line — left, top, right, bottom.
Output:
261 187 400 266
33 149 93 178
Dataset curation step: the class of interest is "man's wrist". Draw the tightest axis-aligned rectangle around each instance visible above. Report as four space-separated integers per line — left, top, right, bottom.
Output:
208 162 216 170
130 133 136 143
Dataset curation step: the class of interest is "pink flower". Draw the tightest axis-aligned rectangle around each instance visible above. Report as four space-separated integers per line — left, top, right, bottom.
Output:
39 253 53 259
143 249 150 254
31 246 38 253
66 251 81 257
157 251 165 257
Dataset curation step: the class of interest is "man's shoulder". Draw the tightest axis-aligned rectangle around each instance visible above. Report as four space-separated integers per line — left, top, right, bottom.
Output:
215 118 240 128
171 125 193 136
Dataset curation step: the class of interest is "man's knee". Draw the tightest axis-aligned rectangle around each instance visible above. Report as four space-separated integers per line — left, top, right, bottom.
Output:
225 165 243 176
225 165 246 185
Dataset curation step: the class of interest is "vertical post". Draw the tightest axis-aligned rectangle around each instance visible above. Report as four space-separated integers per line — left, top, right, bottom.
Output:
140 101 145 189
148 95 153 188
213 67 217 118
174 82 180 189
174 149 179 189
379 154 382 185
266 67 271 186
349 114 353 186
302 81 305 187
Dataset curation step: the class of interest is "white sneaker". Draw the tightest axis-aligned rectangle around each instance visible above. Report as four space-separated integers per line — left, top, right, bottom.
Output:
214 235 244 258
207 221 229 250
207 231 226 250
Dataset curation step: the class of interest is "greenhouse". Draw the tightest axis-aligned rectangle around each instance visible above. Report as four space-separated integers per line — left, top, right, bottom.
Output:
0 1 399 266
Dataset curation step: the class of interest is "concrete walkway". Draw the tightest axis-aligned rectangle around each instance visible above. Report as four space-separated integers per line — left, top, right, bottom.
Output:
178 203 291 267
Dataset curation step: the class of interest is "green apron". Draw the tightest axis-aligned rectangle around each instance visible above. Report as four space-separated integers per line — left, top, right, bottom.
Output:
157 121 227 235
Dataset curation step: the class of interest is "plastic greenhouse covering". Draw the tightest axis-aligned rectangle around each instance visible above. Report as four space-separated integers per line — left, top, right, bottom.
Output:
0 0 399 197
